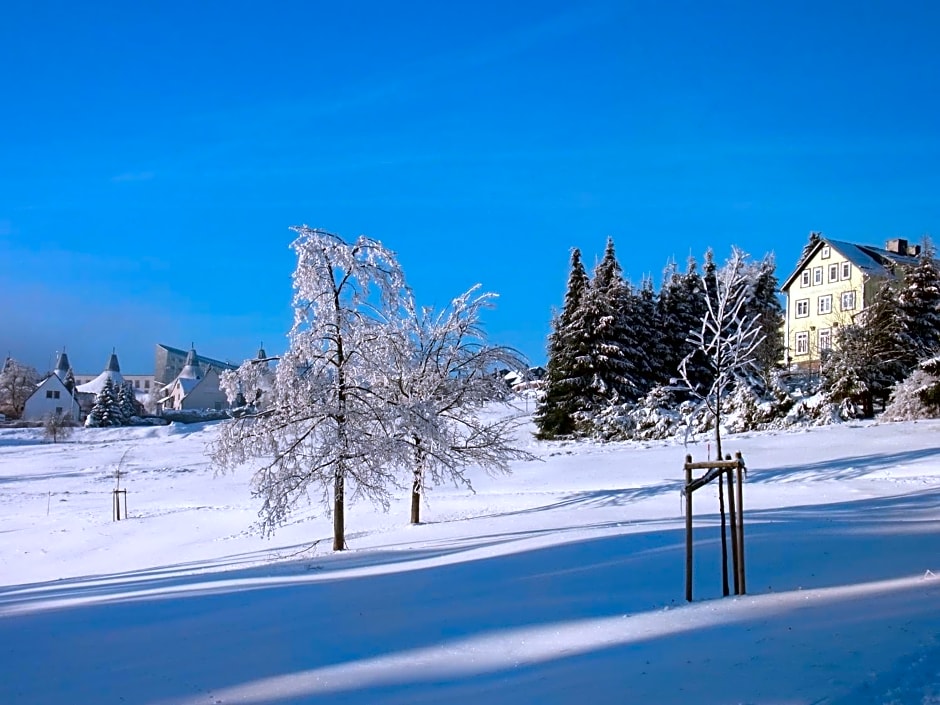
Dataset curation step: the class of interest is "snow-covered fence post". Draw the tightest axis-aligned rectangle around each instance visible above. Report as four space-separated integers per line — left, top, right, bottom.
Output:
683 453 747 602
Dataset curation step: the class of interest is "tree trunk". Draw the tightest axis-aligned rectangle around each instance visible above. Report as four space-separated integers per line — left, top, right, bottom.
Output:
411 469 421 524
411 440 424 525
333 470 345 551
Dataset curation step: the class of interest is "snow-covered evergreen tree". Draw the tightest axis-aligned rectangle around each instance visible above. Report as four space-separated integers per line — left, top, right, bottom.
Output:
582 237 636 403
742 253 785 385
629 275 662 393
677 255 714 394
822 282 905 417
896 238 940 365
535 248 594 438
63 368 76 395
654 259 693 386
85 378 124 427
796 231 822 270
213 227 411 550
117 382 142 422
882 355 940 421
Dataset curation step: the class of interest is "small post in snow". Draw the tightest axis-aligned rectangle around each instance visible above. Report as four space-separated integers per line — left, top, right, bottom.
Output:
684 454 693 602
683 452 747 602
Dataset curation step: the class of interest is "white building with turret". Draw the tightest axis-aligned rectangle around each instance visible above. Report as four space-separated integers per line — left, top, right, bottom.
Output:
22 351 81 421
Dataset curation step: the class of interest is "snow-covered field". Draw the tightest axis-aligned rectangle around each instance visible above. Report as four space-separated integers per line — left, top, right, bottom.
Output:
1 413 939 704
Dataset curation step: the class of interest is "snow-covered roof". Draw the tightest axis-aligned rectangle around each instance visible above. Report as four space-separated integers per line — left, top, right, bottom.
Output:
76 352 125 394
176 376 203 396
782 236 923 291
53 351 71 379
178 348 203 381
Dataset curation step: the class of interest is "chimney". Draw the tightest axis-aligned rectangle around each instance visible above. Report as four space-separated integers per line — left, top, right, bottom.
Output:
885 238 908 254
908 244 922 256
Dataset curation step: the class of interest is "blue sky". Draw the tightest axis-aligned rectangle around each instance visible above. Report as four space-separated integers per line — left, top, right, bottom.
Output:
2 0 939 374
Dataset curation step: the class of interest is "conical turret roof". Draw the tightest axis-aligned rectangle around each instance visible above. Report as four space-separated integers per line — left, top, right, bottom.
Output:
54 350 71 379
178 347 202 380
76 350 125 394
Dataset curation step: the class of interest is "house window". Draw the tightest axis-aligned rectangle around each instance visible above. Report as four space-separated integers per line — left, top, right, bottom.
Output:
795 299 809 318
801 270 810 288
813 267 823 285
818 295 833 315
841 291 856 311
145 380 150 389
795 332 809 355
45 390 60 399
841 262 851 280
818 328 832 351
828 264 839 282
214 402 223 411
821 246 831 259
134 380 140 388
55 406 63 414
46 390 53 398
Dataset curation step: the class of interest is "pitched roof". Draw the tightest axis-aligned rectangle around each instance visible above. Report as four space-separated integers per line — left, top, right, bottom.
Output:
781 236 920 291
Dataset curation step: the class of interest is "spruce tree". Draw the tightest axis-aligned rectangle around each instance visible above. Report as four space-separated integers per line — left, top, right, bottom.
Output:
535 248 594 438
630 275 662 394
796 231 822 270
744 253 785 384
85 378 124 427
117 382 141 422
822 282 905 417
678 255 714 393
63 368 76 395
655 259 689 386
583 237 636 403
896 238 940 365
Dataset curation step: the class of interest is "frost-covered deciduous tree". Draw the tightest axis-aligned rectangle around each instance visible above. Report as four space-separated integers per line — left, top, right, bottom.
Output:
383 286 536 524
0 357 40 419
679 248 764 459
43 411 75 443
213 227 412 550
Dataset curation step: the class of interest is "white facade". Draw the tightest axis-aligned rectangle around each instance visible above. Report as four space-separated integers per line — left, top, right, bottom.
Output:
22 374 80 421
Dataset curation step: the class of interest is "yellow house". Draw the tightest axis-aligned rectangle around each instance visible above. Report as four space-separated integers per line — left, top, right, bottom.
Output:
781 236 921 369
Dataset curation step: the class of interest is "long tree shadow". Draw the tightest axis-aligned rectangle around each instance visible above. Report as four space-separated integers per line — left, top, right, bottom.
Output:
2 488 939 705
746 446 940 484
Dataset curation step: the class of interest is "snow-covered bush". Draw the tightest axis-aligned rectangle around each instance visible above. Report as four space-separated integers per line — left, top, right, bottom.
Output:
882 363 940 422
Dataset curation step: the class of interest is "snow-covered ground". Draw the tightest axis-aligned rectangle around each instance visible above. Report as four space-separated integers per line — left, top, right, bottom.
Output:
1 413 939 704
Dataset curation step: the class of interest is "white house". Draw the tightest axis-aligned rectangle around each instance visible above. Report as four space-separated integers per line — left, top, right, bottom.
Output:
158 347 229 412
22 351 81 421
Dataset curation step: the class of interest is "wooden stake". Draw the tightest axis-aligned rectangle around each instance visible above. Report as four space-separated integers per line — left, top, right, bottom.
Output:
726 468 739 595
685 454 693 602
718 474 729 597
735 452 746 594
